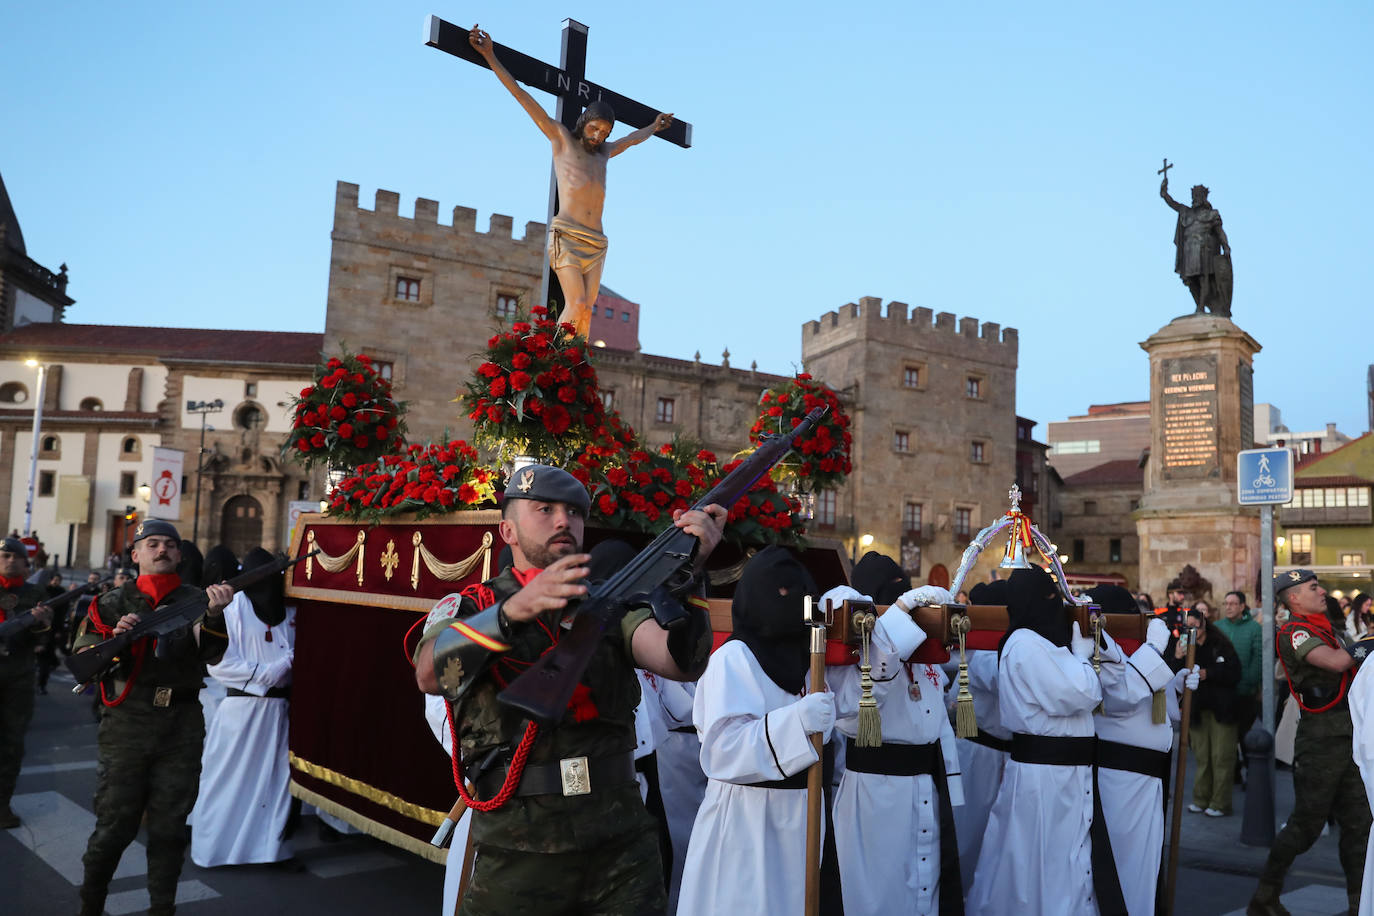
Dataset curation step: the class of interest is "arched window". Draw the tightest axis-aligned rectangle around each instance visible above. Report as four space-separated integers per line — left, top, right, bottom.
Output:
122 436 139 454
0 382 28 404
234 402 266 431
39 435 60 458
80 397 103 411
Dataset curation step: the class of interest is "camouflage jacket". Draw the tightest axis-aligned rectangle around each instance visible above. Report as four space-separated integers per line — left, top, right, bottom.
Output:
74 580 229 702
1278 613 1353 738
417 566 658 853
0 580 48 669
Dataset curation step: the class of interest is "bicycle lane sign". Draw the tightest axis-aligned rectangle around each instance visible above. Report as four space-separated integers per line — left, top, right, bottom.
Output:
1238 447 1294 505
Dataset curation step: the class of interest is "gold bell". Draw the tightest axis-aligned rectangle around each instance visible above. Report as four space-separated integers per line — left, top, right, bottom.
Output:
999 529 1031 569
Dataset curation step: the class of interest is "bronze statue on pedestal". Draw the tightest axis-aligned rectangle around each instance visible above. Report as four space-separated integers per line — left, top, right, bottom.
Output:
1159 159 1234 317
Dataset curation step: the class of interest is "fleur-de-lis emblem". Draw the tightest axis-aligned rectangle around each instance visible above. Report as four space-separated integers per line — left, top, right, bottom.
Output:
518 470 535 493
1289 571 1303 581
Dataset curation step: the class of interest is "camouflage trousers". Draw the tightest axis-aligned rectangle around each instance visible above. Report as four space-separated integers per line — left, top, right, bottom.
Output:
461 822 666 916
80 699 205 911
1260 731 1372 897
0 659 36 808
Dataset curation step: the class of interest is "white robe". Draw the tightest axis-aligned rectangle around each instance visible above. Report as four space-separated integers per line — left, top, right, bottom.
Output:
424 693 472 916
950 649 1009 897
190 594 295 866
678 640 821 916
967 628 1102 916
1094 641 1174 916
1349 662 1374 916
830 607 962 914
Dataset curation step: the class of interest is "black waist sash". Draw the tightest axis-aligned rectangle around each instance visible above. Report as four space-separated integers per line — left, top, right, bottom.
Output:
968 728 1012 754
845 737 965 915
1095 738 1170 782
1010 733 1127 916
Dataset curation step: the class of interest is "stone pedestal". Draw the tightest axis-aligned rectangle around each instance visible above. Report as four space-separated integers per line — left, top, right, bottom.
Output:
1134 314 1262 601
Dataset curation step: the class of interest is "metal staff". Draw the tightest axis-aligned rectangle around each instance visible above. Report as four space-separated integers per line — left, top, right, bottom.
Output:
804 595 826 916
1165 624 1198 915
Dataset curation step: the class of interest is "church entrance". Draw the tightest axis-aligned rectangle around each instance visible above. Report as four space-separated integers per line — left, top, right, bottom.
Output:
220 495 263 557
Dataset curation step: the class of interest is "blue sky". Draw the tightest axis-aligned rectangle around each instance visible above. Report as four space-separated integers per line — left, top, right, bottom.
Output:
4 1 1371 438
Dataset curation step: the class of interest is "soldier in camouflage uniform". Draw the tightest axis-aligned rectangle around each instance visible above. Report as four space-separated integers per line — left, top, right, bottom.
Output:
73 521 233 916
0 536 52 827
414 465 723 915
1249 569 1372 916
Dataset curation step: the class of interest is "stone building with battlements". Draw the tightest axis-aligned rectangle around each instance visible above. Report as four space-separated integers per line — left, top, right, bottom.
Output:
801 298 1019 588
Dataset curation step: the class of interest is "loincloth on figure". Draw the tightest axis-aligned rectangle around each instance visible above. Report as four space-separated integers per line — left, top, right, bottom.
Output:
548 216 608 275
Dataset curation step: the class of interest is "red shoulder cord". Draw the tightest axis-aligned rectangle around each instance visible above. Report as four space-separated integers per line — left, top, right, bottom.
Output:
86 595 147 708
1276 617 1353 713
446 701 539 812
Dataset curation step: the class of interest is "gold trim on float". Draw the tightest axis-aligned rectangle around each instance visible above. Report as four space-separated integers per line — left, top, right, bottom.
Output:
288 751 446 826
289 780 448 865
307 529 367 586
412 530 492 589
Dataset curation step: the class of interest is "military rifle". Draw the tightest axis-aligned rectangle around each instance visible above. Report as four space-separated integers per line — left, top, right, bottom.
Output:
0 573 113 645
66 551 316 689
497 407 828 723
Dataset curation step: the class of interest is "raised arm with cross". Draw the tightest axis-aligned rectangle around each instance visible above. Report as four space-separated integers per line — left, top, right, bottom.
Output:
425 16 692 339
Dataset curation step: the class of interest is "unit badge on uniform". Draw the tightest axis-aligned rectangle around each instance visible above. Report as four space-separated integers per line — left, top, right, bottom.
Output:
439 657 465 693
1291 631 1310 649
517 470 535 493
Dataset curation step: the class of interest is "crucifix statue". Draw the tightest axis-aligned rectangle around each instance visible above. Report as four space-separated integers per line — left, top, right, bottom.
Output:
426 17 690 340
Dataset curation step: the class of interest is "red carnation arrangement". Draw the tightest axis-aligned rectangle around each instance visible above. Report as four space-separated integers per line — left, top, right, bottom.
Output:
283 350 407 472
461 306 605 467
749 373 852 493
325 439 496 522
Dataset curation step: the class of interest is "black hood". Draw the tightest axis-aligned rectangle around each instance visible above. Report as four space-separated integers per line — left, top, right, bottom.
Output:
240 547 286 627
202 545 239 588
728 546 817 694
851 551 909 605
177 541 203 586
999 565 1069 657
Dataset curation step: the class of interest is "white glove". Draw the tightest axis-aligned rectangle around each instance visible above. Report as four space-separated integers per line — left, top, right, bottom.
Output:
1184 664 1200 691
796 691 836 738
821 585 869 615
898 586 953 609
1146 617 1170 654
1070 621 1094 660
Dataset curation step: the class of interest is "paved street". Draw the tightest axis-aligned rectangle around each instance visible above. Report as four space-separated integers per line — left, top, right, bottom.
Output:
1 669 1357 914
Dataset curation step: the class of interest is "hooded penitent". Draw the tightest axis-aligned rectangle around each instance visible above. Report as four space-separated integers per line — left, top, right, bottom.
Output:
202 545 238 588
999 565 1069 658
1085 584 1138 614
587 539 637 587
728 545 817 695
969 579 1011 606
177 540 204 586
851 551 910 606
240 547 286 627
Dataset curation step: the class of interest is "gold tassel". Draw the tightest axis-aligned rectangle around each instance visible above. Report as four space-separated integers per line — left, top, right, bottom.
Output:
855 611 882 747
1152 688 1167 725
952 614 977 738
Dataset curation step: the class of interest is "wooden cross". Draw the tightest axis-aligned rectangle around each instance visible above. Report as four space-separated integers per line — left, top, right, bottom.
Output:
425 16 693 316
1157 158 1173 180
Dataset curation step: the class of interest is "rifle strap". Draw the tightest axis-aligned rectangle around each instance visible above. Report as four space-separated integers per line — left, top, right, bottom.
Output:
446 704 539 813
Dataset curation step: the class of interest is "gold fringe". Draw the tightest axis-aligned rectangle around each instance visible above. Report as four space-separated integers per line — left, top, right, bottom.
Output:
952 614 977 738
288 751 446 826
854 610 881 747
308 529 367 586
412 530 493 589
290 780 448 866
1152 688 1167 725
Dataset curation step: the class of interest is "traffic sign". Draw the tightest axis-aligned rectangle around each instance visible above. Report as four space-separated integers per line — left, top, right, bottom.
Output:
1237 447 1294 505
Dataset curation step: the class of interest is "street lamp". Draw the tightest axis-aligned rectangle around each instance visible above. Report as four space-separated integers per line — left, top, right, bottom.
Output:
21 358 48 537
851 532 874 564
187 399 224 545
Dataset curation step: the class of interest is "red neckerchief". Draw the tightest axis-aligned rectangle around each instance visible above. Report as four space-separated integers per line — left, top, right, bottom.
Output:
495 563 598 722
136 573 182 608
0 576 25 590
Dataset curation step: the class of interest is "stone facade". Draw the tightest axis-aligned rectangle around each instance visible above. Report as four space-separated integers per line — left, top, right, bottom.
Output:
0 171 72 334
1052 459 1144 588
801 298 1019 588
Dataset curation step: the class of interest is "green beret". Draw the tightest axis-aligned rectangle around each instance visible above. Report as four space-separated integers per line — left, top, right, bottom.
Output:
503 465 590 516
1275 568 1317 595
133 519 181 543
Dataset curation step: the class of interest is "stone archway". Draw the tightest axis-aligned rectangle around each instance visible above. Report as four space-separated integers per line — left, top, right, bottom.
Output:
220 494 264 557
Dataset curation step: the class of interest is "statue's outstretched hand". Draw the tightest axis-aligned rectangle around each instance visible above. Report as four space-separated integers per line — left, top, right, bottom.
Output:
469 25 494 59
1159 177 1168 195
652 112 675 132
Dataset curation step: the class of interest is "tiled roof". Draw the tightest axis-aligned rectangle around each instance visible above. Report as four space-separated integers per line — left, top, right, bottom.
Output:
1062 458 1145 487
0 324 323 366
